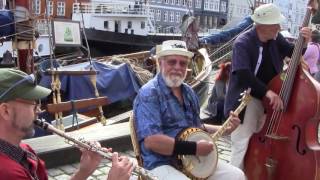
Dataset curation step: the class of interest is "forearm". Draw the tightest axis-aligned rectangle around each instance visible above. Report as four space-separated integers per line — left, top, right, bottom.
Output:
144 134 175 155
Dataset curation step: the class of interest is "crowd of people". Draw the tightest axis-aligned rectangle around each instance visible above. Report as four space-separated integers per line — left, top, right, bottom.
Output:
0 2 317 180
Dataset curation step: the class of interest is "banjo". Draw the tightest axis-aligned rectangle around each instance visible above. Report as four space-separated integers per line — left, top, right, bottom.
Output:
176 88 252 179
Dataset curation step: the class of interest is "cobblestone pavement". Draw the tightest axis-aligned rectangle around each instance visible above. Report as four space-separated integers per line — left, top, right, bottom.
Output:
47 136 231 180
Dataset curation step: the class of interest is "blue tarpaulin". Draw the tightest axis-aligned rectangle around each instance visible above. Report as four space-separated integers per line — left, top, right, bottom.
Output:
39 61 141 103
0 10 14 38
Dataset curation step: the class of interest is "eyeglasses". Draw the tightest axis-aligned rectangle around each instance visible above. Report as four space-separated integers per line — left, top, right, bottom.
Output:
165 59 189 68
14 98 39 111
0 74 35 100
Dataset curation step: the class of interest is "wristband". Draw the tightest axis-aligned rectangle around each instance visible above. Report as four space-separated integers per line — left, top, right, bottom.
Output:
172 140 197 155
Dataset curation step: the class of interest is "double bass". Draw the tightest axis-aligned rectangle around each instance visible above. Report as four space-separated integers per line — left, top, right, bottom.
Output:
244 1 320 180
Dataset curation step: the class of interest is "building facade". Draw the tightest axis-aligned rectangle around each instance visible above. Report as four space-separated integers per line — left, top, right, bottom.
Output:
274 0 308 37
193 0 228 32
148 0 229 33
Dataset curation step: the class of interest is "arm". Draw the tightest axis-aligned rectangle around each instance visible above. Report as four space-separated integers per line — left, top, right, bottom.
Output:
199 16 253 44
144 134 175 155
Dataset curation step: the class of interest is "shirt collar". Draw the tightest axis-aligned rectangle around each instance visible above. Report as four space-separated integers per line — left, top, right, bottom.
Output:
0 138 26 163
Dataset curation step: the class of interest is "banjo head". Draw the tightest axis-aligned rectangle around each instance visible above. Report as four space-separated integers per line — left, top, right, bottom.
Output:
179 129 218 179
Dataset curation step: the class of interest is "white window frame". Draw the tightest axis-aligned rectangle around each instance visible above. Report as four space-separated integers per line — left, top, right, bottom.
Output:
195 0 201 8
48 1 53 15
204 0 209 10
188 0 192 7
220 1 226 13
170 11 174 22
176 12 180 23
57 1 65 16
164 0 169 4
150 9 155 21
164 11 168 22
33 0 41 15
156 9 161 21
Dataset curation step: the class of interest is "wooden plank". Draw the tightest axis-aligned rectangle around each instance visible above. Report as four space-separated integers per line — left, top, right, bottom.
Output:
46 97 110 113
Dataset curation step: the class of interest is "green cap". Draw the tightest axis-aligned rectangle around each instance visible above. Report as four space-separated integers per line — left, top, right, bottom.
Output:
0 68 51 102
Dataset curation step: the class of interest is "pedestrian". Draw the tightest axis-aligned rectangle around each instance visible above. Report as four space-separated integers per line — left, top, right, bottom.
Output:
304 30 320 82
205 61 231 124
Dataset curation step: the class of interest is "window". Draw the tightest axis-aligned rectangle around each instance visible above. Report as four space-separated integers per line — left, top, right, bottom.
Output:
33 0 41 14
171 0 175 5
220 1 226 13
213 0 219 11
204 0 209 10
128 21 132 28
176 12 180 23
156 9 161 21
150 9 155 21
0 0 4 9
175 0 179 5
141 21 145 29
165 0 169 4
195 0 201 8
188 0 192 7
182 0 187 6
48 1 53 15
170 11 174 22
57 1 65 16
164 11 168 22
104 21 109 29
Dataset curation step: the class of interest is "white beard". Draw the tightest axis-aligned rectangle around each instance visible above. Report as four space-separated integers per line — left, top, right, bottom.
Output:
162 70 187 88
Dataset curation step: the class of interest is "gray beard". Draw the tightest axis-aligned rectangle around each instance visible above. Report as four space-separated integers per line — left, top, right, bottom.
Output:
162 70 187 88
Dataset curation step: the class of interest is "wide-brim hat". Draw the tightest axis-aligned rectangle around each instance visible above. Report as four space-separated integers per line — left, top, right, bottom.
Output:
251 3 285 25
156 40 194 58
0 68 51 102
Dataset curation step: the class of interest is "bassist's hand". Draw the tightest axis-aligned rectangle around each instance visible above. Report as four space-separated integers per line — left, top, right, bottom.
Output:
265 90 283 111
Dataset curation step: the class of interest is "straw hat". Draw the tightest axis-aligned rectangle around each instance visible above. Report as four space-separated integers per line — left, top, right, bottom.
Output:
156 40 194 58
251 3 285 25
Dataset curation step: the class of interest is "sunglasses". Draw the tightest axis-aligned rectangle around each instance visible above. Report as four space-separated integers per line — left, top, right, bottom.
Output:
0 74 35 100
165 59 189 68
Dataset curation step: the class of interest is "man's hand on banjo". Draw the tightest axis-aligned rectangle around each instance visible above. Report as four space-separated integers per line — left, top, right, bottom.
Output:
196 140 214 156
223 111 241 135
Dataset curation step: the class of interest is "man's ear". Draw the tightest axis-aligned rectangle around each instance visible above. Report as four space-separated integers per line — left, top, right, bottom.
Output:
0 103 11 122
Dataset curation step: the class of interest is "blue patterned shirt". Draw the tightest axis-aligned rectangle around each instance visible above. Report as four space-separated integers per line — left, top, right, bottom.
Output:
133 73 201 170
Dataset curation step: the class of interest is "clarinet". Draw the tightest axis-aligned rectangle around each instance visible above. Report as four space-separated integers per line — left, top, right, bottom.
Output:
34 119 157 180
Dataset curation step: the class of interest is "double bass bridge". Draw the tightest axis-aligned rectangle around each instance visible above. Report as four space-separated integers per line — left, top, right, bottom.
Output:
265 134 289 141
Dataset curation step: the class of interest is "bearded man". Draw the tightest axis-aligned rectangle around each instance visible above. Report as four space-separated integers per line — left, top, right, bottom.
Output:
133 40 245 180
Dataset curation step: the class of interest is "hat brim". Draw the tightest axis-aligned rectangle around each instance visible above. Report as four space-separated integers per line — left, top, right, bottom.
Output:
251 14 285 25
2 85 52 102
20 85 51 101
157 49 194 58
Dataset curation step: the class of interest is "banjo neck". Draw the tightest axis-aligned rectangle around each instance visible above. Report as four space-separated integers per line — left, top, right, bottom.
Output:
211 89 252 142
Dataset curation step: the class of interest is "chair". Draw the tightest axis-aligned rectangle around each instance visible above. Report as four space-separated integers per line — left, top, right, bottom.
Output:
129 113 145 180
